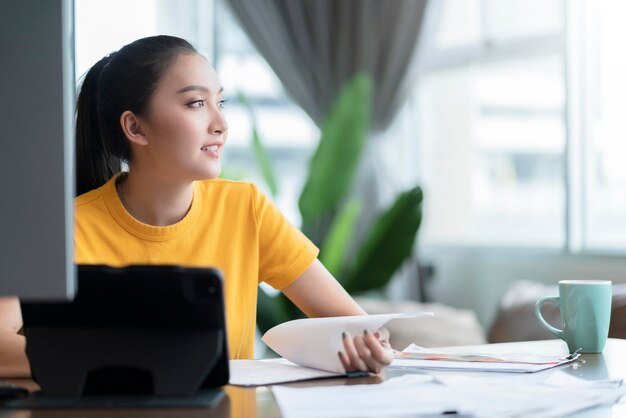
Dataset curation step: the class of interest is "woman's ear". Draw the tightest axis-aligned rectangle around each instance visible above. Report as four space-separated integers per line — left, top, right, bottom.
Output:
120 110 149 146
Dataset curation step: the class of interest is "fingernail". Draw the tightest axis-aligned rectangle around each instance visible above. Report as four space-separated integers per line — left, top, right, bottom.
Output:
363 329 369 336
342 332 347 339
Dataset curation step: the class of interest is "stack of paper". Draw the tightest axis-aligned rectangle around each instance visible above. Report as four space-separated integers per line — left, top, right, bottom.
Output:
390 344 579 373
272 372 626 418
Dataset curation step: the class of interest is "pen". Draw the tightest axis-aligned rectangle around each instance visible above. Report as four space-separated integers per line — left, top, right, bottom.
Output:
566 348 582 360
345 371 370 378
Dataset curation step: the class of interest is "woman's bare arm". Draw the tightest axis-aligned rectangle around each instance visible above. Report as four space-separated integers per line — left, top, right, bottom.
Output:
282 259 394 373
0 297 31 377
281 259 366 318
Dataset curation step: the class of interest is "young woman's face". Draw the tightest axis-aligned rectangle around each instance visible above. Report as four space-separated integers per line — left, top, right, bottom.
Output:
138 53 227 181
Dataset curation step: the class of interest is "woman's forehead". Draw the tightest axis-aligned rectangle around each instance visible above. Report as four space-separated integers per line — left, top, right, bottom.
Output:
161 53 221 94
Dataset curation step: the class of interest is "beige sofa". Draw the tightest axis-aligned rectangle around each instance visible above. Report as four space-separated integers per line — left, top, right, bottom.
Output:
488 281 626 343
355 297 487 350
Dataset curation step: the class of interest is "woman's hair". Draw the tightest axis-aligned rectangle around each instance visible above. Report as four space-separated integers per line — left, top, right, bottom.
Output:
75 35 197 196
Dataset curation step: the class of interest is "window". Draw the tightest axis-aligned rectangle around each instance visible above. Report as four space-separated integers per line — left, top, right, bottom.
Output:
75 0 213 79
418 55 565 247
418 0 569 248
582 1 626 249
418 0 626 253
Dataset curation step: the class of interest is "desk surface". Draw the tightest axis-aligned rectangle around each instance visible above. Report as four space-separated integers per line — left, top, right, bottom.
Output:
3 338 626 418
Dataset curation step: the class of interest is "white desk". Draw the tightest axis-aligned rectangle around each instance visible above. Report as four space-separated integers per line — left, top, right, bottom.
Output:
3 339 626 417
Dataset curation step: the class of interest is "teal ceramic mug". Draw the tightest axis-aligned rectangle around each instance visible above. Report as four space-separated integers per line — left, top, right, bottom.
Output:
535 280 612 353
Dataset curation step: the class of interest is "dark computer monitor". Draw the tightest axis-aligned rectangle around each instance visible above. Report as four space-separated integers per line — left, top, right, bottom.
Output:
0 0 76 300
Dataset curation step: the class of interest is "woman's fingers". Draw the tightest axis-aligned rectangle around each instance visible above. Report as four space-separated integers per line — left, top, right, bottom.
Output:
339 327 395 374
341 332 368 372
363 328 394 364
337 350 351 372
374 326 390 344
355 331 387 373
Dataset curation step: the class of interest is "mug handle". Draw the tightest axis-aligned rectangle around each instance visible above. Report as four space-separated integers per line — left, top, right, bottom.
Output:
534 296 564 339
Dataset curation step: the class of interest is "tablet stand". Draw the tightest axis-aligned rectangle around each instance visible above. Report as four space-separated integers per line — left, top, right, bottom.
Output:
25 327 225 397
8 265 231 408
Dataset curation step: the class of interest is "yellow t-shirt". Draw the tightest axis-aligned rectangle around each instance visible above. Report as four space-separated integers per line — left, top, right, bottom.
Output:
74 174 319 359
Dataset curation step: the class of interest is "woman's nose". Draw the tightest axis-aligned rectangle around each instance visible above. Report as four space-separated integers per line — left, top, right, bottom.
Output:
209 107 228 135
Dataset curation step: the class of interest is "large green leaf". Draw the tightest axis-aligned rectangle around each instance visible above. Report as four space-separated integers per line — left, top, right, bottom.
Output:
238 91 278 197
298 73 372 227
319 198 362 279
251 127 278 197
342 186 423 293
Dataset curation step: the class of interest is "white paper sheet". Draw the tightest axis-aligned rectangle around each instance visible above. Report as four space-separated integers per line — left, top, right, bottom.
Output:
228 359 342 386
390 343 577 373
272 371 626 418
391 358 565 373
437 371 626 418
272 375 453 418
262 313 432 373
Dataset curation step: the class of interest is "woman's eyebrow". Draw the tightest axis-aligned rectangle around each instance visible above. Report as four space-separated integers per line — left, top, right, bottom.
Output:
176 85 224 94
176 85 209 94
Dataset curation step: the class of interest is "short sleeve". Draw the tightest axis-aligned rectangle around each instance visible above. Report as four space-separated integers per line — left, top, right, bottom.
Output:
252 185 319 290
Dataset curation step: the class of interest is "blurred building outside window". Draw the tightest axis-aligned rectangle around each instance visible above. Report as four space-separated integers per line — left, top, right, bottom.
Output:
417 0 566 248
418 0 626 253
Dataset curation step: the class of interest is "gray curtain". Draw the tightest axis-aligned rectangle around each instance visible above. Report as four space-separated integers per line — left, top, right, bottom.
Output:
227 0 431 300
225 0 429 132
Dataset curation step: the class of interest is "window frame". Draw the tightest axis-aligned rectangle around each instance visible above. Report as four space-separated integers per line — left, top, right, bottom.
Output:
417 0 626 256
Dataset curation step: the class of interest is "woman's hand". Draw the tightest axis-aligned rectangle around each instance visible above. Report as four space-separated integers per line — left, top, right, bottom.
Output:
280 260 395 374
338 326 394 374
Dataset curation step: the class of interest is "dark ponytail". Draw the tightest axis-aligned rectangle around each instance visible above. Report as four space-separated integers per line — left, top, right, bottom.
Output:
75 54 119 196
75 35 197 196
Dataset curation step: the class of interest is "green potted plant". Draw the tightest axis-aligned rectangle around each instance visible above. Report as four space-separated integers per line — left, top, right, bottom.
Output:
239 73 423 334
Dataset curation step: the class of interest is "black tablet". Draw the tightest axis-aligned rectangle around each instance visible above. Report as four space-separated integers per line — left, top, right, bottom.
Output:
20 265 230 397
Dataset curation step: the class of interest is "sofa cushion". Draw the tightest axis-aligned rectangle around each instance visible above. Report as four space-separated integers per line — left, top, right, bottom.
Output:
489 281 626 343
355 297 487 349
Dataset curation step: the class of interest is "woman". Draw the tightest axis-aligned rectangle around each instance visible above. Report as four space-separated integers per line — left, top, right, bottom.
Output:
0 35 393 377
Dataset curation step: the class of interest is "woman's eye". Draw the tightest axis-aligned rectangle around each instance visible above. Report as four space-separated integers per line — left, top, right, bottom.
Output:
187 100 206 108
218 99 226 110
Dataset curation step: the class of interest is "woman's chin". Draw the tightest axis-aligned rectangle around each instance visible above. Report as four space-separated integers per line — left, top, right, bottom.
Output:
199 166 222 180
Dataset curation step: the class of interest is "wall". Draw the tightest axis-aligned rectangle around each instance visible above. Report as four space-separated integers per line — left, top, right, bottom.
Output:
422 246 626 329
